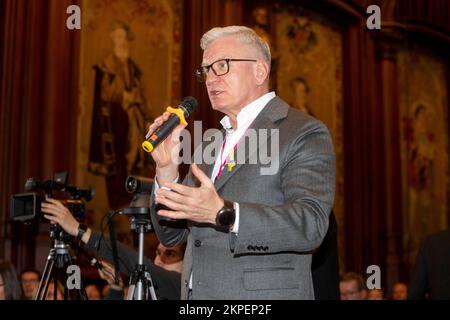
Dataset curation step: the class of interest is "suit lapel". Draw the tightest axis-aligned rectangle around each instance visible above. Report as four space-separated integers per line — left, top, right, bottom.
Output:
214 96 289 192
197 128 225 180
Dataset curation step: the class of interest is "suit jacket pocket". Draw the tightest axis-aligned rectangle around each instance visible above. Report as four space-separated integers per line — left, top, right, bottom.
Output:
243 267 299 291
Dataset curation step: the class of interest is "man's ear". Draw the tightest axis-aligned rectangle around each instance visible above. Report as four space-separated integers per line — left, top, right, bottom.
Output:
254 60 270 85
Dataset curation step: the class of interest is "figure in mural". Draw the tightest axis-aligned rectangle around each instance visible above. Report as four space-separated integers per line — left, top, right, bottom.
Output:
252 6 271 47
408 105 435 192
291 77 313 115
89 20 154 209
252 6 277 91
286 16 317 55
404 103 436 264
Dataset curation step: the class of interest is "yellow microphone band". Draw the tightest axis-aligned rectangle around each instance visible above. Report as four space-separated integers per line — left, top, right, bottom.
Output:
142 105 187 153
166 106 188 126
142 141 154 153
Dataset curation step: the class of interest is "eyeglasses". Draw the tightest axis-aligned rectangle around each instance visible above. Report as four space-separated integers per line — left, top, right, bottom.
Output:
194 58 257 82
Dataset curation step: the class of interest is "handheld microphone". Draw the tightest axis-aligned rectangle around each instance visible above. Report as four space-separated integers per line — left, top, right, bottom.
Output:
142 96 198 153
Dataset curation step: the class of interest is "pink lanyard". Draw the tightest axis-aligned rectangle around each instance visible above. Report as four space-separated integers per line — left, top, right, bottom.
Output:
216 121 254 178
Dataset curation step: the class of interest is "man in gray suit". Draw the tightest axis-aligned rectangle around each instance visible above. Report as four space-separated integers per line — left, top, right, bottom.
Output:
147 25 335 299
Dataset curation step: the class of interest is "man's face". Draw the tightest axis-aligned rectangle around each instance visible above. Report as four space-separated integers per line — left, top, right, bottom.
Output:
154 244 184 273
340 280 367 300
21 272 39 299
392 283 407 300
203 36 263 116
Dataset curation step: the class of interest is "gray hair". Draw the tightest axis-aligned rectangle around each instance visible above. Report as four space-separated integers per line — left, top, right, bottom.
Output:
200 26 271 64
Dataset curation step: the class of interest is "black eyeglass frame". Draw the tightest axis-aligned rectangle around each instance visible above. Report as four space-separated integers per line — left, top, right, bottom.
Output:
194 58 257 82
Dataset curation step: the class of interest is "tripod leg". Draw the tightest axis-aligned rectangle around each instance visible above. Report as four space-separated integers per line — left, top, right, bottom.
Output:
144 274 157 300
53 276 58 300
127 270 138 300
65 253 88 300
127 284 136 300
35 250 56 300
148 282 157 300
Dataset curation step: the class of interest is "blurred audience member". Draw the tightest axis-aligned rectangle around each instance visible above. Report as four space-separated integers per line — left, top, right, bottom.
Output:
339 272 367 300
20 269 41 300
154 243 185 274
367 288 384 300
409 228 450 299
0 260 22 300
85 283 102 300
392 282 408 300
102 284 111 297
45 281 63 300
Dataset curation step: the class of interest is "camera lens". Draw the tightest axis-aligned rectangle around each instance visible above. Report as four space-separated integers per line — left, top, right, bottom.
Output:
125 176 153 194
125 176 138 193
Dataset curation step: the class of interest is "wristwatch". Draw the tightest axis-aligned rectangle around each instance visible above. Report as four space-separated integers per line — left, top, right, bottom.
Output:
215 200 236 231
76 223 88 245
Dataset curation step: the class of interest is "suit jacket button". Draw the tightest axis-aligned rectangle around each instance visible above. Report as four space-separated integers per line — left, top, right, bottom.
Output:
194 240 202 247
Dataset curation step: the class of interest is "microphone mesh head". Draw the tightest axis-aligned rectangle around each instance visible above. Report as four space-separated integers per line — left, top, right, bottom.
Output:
180 96 198 116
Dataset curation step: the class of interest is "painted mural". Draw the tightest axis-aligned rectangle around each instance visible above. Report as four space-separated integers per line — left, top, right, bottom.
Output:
398 48 449 267
76 0 182 232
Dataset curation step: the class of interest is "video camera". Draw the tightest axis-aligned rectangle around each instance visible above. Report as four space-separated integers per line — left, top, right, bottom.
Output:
125 175 154 194
10 172 95 222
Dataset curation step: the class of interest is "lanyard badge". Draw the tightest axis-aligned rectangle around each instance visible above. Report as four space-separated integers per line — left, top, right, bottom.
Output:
227 148 236 172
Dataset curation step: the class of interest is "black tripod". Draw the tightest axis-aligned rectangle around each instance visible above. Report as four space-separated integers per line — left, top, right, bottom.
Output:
123 207 157 300
35 225 87 300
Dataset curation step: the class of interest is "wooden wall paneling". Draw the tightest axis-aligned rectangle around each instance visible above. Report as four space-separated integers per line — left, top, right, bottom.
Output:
340 17 365 274
374 29 404 288
447 62 450 227
42 0 80 179
341 20 389 276
1 0 30 266
362 26 389 283
180 0 244 177
182 0 225 132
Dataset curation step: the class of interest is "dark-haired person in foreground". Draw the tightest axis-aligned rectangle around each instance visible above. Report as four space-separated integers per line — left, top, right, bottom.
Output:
0 260 23 300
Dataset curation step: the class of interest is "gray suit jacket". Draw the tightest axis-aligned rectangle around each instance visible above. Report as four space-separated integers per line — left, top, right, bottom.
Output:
150 96 336 299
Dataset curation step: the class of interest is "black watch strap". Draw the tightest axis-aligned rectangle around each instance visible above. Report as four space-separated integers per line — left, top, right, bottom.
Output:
76 223 88 244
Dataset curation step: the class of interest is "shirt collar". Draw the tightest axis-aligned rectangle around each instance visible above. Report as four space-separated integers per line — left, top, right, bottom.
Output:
219 91 276 132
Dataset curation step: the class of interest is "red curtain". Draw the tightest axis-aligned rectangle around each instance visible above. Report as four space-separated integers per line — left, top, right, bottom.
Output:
0 0 80 269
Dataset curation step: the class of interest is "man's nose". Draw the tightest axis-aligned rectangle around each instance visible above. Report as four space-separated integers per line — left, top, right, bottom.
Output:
205 71 219 86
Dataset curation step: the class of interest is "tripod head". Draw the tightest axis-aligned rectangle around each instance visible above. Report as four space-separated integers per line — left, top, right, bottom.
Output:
49 223 72 243
122 207 153 233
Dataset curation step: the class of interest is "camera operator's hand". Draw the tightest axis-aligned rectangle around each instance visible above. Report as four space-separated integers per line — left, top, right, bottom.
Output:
41 198 91 243
98 260 124 291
